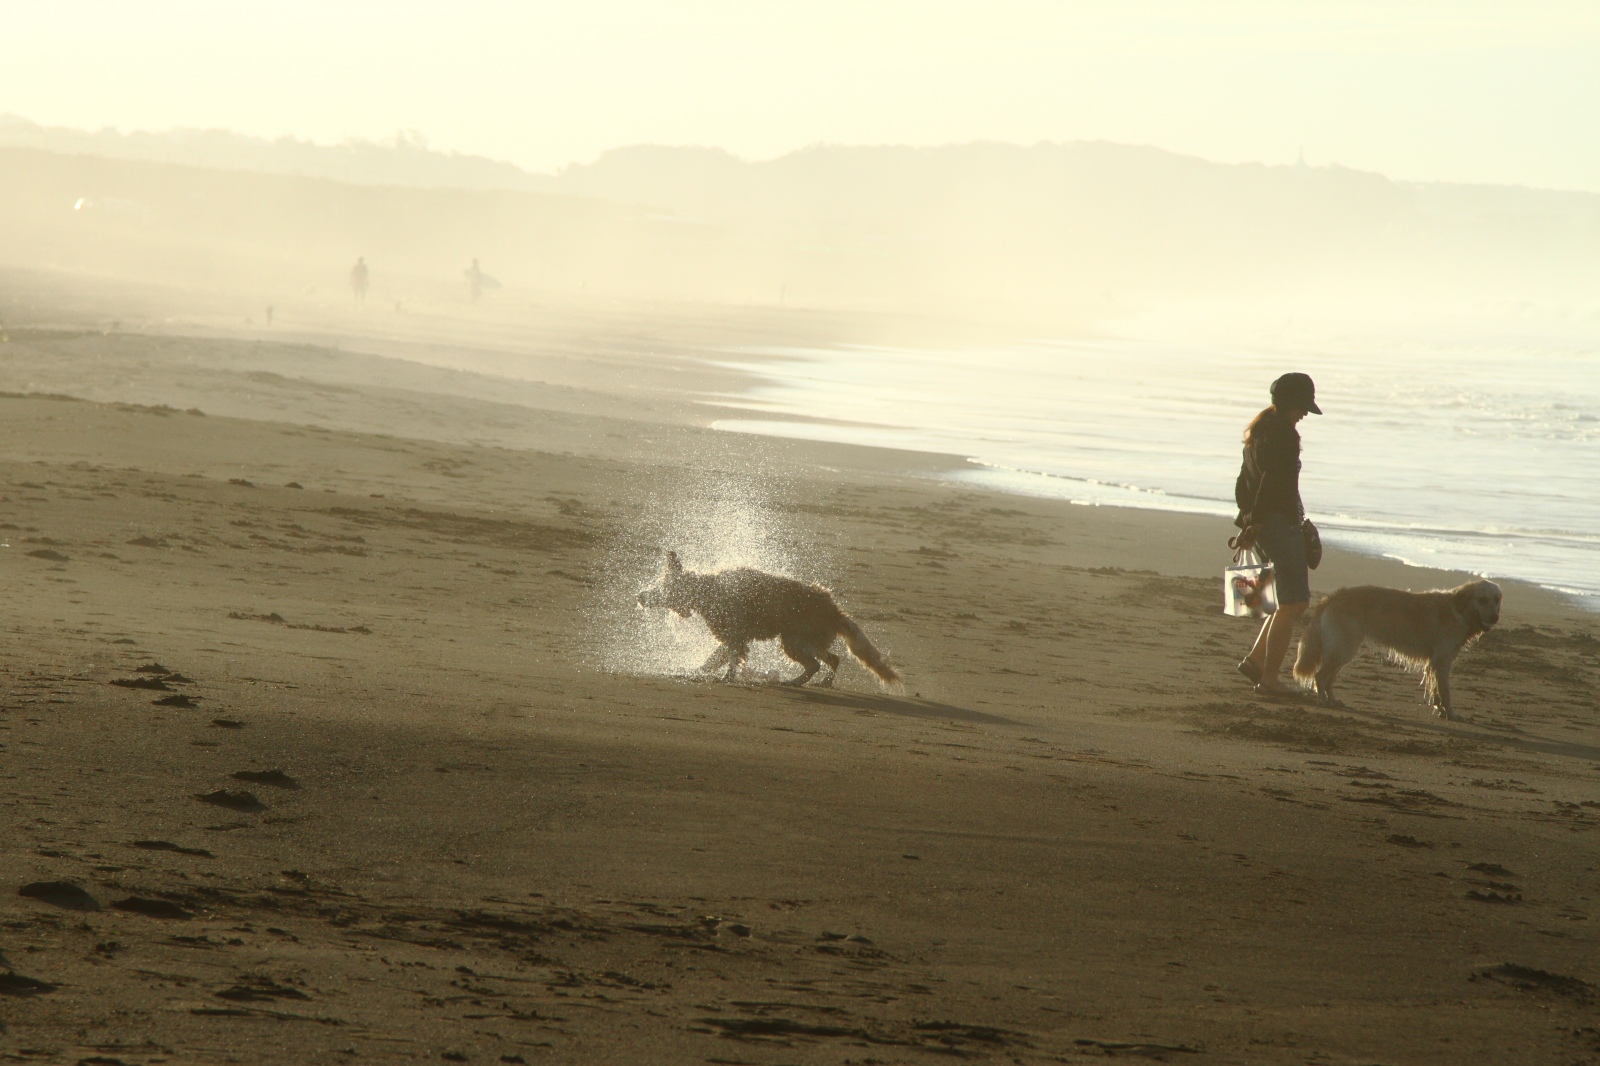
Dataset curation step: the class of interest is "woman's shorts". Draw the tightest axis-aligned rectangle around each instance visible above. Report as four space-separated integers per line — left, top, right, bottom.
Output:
1257 512 1311 606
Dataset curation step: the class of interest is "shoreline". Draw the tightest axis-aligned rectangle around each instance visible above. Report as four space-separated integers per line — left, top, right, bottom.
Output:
702 336 1600 615
15 266 1589 614
940 458 1600 614
0 310 1590 625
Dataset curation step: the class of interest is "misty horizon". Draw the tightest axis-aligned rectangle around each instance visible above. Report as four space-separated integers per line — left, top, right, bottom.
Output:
8 4 1599 192
5 112 1599 198
6 120 1597 325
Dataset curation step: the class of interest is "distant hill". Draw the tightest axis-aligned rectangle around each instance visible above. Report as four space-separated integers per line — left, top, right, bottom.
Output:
0 114 550 193
550 142 1600 306
3 121 1598 316
556 141 1600 235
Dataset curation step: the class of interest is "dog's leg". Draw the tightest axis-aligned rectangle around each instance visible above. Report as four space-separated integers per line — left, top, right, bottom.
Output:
779 634 826 687
1431 652 1460 720
782 658 821 686
1315 630 1359 709
817 649 842 688
721 643 749 682
780 643 822 686
699 644 734 675
1422 663 1440 714
1316 652 1349 708
1315 669 1341 709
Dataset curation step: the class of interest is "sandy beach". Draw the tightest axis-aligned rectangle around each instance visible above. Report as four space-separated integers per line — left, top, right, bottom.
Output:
2 279 1598 1065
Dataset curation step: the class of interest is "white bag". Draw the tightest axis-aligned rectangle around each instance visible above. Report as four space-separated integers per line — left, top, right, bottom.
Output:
1224 547 1278 618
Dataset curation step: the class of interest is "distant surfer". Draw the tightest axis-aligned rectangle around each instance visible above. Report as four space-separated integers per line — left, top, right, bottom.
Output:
464 258 500 302
350 257 369 303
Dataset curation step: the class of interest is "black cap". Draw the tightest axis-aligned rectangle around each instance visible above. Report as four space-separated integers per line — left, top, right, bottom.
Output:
1271 372 1322 414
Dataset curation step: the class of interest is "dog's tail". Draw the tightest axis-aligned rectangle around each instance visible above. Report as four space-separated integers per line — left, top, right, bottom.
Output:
838 613 902 688
1292 598 1328 684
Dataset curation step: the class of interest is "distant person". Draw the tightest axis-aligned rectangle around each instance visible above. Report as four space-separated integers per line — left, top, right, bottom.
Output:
350 257 369 303
265 305 274 326
1233 372 1323 696
463 258 500 302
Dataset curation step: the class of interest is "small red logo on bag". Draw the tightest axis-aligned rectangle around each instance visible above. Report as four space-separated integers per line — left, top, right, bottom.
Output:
1233 575 1264 608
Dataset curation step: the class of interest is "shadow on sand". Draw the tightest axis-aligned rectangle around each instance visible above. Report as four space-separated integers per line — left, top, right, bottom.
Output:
776 686 1021 726
1332 701 1600 763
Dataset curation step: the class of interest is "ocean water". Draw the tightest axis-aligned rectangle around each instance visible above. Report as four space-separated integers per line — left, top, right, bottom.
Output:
708 318 1600 609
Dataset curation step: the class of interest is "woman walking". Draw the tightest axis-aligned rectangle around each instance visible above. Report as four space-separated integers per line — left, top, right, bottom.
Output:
1234 372 1321 695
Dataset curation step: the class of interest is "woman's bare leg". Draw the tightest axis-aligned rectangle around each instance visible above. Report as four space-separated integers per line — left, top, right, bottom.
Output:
1246 615 1273 671
1248 602 1306 691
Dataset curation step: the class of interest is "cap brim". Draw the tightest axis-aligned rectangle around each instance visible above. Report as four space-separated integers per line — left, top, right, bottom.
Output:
1307 401 1323 414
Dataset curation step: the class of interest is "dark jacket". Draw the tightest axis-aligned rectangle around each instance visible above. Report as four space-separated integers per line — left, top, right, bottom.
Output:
1234 410 1303 528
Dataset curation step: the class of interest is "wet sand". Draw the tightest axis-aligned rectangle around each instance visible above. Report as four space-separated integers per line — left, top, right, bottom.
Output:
2 293 1598 1065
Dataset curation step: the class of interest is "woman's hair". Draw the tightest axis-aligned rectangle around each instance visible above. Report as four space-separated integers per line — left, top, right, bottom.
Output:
1243 403 1295 444
1241 404 1280 441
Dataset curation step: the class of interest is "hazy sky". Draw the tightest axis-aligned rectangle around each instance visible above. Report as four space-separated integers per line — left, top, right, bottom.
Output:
6 1 1599 190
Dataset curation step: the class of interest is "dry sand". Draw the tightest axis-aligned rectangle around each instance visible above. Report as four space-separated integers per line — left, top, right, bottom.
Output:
2 286 1598 1065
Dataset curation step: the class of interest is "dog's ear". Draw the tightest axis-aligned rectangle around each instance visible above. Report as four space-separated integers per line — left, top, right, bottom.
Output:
665 550 683 576
1453 583 1480 620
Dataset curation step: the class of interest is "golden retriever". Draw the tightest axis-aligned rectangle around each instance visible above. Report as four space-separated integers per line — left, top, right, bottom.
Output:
637 551 901 688
1292 580 1501 719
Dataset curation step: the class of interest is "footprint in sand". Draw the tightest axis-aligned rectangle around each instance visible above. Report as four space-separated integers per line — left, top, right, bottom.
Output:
112 897 194 920
1466 888 1523 904
231 769 299 790
132 840 214 858
1476 963 1596 999
125 666 198 702
110 676 172 691
18 880 100 911
194 788 266 812
0 972 58 997
214 976 310 1002
211 718 246 729
25 549 68 562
